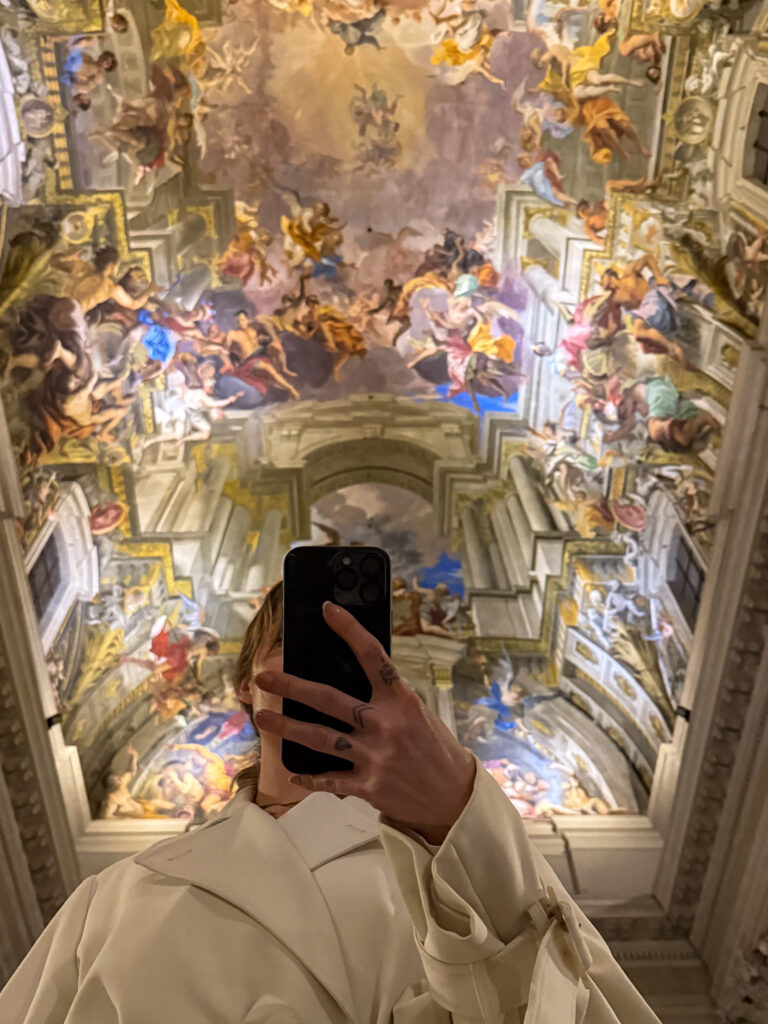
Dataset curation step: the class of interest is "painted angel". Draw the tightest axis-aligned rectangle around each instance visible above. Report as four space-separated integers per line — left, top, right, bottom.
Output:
200 39 260 95
279 188 345 270
215 201 276 286
429 0 507 87
511 76 573 153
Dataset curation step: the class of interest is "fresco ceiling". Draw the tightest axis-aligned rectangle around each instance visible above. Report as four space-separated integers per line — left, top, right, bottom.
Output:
0 0 762 827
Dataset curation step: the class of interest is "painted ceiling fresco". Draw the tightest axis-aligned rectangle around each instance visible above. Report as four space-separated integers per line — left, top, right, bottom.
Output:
0 0 761 825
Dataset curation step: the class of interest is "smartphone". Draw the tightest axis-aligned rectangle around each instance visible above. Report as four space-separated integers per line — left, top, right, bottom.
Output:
281 546 392 775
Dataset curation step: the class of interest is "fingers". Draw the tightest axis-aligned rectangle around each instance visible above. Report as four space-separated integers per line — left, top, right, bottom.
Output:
255 670 375 729
321 602 404 697
254 708 366 767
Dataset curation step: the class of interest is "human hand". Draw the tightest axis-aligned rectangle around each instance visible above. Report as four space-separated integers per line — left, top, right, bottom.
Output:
253 603 476 844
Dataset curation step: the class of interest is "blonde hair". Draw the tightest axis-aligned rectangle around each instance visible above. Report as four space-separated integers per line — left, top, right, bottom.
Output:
228 579 283 795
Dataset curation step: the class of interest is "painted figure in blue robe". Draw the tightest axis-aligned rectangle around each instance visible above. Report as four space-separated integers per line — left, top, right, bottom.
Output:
138 310 176 365
517 152 575 208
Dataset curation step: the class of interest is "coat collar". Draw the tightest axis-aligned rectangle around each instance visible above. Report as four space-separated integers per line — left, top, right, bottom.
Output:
134 786 382 1022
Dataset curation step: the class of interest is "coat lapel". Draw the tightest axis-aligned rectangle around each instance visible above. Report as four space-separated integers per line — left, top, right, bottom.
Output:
134 786 381 1022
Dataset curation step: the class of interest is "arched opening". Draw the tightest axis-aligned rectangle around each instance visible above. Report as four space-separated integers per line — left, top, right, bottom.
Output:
305 437 439 506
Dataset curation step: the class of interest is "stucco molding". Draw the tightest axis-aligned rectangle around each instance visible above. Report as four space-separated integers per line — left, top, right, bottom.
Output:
719 932 768 1024
0 402 82 986
652 333 768 937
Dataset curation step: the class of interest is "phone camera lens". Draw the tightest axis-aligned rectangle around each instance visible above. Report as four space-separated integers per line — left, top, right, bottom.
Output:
360 581 380 603
336 568 358 591
360 555 381 577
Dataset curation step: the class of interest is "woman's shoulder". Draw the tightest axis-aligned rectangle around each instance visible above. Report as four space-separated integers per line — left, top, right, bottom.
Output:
88 819 215 891
78 829 215 924
89 836 179 889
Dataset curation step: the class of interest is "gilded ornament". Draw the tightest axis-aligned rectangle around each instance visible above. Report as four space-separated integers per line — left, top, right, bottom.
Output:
615 675 637 700
530 718 552 735
189 205 218 240
650 714 668 742
431 666 454 690
28 0 100 22
18 94 57 139
522 205 560 240
672 97 714 145
568 690 591 714
116 542 192 598
575 640 599 663
70 627 125 705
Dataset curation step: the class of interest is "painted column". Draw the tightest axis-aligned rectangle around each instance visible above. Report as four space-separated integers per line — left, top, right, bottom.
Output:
431 666 458 736
550 503 571 533
261 507 285 586
509 455 554 534
245 507 283 592
178 456 231 533
506 492 534 566
459 505 494 590
490 500 528 587
523 262 577 309
488 540 510 590
214 505 251 592
530 215 572 258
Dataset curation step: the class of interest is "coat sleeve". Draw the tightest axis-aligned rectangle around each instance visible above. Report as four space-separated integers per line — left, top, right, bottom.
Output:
379 758 662 1024
0 875 97 1023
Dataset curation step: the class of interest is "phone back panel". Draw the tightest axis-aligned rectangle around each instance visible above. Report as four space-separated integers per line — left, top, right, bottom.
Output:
281 545 391 775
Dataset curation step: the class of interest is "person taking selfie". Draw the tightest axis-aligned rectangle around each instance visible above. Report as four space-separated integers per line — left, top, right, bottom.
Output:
0 579 661 1024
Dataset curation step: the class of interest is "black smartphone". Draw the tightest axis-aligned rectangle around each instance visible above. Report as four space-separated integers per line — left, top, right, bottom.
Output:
281 545 392 775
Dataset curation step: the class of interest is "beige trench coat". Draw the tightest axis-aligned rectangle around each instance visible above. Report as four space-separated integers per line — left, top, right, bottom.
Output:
0 757 661 1024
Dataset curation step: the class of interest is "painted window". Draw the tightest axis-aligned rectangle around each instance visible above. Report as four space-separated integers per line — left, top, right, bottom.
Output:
28 535 62 621
669 533 705 629
745 84 768 186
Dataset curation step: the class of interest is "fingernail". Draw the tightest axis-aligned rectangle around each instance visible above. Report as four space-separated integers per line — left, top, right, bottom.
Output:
254 709 272 723
323 601 342 614
256 671 275 687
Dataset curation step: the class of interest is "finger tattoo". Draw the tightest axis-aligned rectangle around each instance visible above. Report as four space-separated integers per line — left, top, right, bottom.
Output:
352 703 375 728
379 658 399 687
334 736 352 751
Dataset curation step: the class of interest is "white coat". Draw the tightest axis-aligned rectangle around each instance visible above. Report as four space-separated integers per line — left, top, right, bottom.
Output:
0 757 662 1024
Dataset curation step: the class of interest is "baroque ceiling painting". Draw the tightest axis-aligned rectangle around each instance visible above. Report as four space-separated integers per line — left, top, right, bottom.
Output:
0 0 761 827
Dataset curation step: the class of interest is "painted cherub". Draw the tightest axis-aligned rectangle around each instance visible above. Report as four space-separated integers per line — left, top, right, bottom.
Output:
200 39 260 94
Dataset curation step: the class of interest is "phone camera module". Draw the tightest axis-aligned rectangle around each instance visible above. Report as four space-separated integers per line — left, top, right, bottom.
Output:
341 555 352 566
360 581 380 603
336 568 358 591
360 555 381 577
